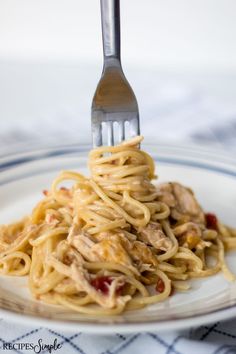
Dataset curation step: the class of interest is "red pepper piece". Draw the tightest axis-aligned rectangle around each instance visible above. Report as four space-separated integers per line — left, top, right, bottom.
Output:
91 276 124 295
205 213 218 230
156 278 165 293
60 187 69 191
156 278 174 296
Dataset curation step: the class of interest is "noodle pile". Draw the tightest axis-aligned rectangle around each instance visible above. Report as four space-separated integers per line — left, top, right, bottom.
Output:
0 136 235 315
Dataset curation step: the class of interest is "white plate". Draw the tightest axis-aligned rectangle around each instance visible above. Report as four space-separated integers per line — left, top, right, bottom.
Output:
0 143 236 333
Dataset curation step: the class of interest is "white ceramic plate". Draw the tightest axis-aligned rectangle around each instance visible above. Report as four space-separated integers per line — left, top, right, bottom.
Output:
0 143 236 333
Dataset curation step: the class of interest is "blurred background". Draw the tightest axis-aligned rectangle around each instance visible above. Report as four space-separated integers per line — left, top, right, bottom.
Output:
0 0 236 153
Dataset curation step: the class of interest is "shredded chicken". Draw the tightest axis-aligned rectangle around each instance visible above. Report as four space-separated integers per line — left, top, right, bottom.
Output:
195 240 212 251
71 264 130 308
67 223 82 243
54 278 78 295
157 182 205 224
45 212 60 226
120 236 158 267
48 248 130 308
138 222 172 252
156 183 176 207
70 234 99 262
94 231 158 267
139 263 154 273
70 232 138 274
173 222 202 237
92 236 133 267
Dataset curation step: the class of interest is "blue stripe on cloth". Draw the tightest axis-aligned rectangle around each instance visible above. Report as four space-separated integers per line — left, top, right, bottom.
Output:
115 334 126 341
101 334 140 354
46 329 85 354
147 333 183 354
200 323 220 341
213 344 236 354
11 328 42 343
208 328 236 340
166 336 185 354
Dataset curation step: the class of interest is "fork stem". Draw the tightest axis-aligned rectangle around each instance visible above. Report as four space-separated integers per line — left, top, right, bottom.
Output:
100 0 121 64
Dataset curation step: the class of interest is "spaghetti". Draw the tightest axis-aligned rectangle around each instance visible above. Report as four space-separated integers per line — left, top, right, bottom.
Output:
0 136 235 315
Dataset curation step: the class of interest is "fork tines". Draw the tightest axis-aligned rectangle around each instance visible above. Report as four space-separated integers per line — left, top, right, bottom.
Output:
92 110 140 147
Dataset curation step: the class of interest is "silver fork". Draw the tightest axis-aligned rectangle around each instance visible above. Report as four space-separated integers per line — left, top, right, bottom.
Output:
91 0 140 147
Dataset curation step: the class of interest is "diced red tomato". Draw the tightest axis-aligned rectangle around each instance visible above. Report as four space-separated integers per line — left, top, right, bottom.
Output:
156 278 174 296
91 276 124 295
156 278 165 293
205 213 218 230
60 187 69 191
43 190 48 196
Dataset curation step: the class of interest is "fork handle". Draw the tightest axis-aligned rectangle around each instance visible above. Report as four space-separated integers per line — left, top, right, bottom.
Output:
100 0 121 62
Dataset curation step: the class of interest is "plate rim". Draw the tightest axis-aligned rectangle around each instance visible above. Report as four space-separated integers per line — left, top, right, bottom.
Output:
1 302 236 333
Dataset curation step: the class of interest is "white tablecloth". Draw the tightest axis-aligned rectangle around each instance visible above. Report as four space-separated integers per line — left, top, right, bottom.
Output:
0 63 236 354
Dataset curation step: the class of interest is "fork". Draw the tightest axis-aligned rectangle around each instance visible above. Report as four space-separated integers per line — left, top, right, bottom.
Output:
91 0 140 147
